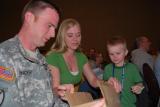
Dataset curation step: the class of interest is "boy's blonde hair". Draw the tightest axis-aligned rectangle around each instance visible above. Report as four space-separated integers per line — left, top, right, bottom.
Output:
106 36 127 50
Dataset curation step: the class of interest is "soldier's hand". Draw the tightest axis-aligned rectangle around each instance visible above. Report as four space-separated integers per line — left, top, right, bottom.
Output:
57 84 74 100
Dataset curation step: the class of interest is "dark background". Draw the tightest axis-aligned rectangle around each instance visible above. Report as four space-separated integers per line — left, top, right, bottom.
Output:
0 0 160 57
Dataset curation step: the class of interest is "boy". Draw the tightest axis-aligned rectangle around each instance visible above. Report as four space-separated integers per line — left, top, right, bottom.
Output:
103 36 144 107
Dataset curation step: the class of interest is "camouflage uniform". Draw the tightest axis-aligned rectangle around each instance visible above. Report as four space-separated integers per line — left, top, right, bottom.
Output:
0 36 68 107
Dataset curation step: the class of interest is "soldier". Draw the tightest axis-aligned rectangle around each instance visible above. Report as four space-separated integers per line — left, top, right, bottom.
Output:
0 0 106 106
0 0 70 107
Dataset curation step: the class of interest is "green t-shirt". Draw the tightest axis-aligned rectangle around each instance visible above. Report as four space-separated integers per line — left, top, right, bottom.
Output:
103 62 142 107
46 52 88 85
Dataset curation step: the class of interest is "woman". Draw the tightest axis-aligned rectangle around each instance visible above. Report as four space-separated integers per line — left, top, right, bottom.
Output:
46 18 121 97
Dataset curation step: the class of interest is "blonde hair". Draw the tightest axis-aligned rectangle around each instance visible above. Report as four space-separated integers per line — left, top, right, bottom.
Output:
51 18 81 53
107 36 127 50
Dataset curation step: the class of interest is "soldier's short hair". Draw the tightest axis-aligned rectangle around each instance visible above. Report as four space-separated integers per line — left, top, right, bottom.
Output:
21 0 61 22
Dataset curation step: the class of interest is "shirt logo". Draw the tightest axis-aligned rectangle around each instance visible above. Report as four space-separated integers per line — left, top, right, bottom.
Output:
0 66 15 82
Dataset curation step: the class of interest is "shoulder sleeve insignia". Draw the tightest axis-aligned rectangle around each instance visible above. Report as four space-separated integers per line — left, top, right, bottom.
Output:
0 66 15 82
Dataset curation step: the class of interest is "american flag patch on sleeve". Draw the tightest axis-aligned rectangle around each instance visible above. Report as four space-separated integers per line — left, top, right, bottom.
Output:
0 66 15 82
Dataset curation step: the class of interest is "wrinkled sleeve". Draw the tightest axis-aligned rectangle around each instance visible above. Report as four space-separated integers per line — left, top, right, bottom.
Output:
53 98 69 107
0 53 16 89
0 51 16 106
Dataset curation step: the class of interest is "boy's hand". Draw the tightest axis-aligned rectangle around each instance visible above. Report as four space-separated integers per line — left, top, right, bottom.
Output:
131 83 144 94
107 77 122 93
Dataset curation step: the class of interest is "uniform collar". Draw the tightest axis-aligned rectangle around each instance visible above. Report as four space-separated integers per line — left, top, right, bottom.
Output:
15 35 47 65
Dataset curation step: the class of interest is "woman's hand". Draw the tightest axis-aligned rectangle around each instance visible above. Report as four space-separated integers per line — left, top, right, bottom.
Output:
91 98 106 107
107 77 122 93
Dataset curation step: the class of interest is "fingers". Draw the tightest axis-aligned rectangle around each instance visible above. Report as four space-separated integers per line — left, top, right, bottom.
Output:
67 84 74 93
131 86 140 94
107 77 114 86
57 84 74 97
92 98 105 107
107 77 122 93
57 87 67 97
131 85 144 94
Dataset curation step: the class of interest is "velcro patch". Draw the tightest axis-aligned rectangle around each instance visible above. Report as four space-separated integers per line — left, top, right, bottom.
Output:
0 66 15 82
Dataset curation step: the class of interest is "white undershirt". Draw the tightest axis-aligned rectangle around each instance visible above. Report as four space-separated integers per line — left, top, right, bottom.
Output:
70 71 79 76
25 49 37 59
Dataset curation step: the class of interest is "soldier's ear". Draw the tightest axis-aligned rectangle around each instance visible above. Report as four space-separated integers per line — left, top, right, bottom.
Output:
24 12 35 24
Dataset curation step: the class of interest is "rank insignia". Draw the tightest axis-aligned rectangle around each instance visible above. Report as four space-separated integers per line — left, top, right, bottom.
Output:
0 66 15 82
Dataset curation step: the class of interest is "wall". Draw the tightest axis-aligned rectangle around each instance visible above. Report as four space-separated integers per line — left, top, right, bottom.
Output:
0 0 160 57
